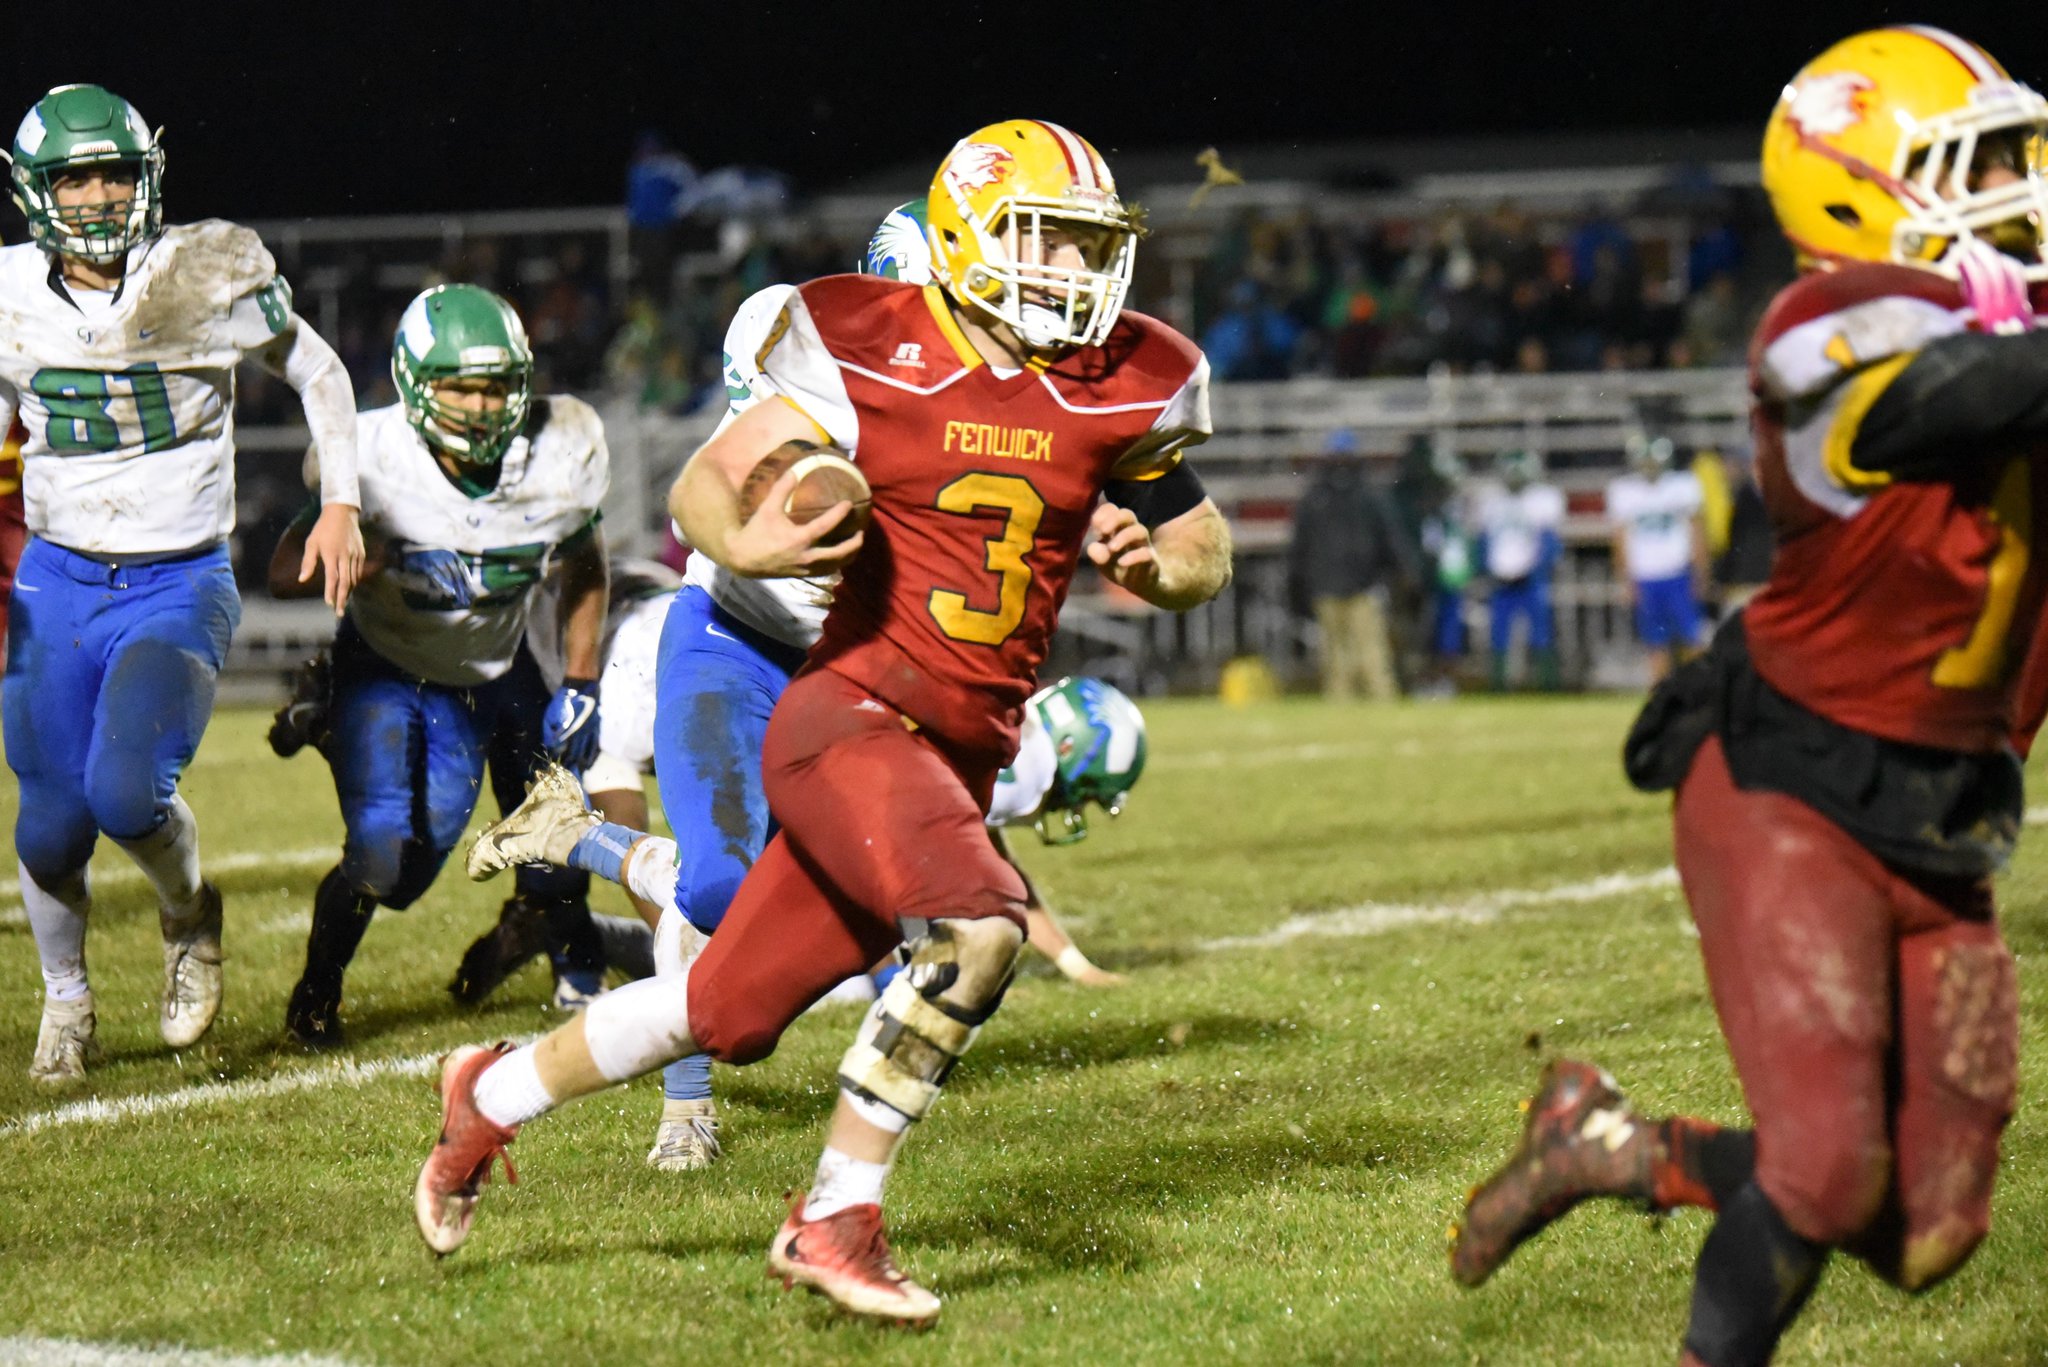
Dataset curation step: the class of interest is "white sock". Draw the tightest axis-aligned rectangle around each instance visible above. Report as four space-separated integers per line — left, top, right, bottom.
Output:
21 862 92 1001
111 793 205 925
473 1046 556 1128
803 1146 891 1220
624 837 679 909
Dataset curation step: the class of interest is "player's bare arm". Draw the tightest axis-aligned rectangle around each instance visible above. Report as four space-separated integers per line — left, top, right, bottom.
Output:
267 506 386 600
556 526 610 680
252 321 366 613
671 398 864 578
1088 497 1232 610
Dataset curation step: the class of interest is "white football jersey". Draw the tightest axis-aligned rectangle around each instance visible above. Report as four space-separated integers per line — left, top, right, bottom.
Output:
346 397 609 686
1606 470 1703 582
681 284 840 651
0 221 296 554
986 710 1057 827
1475 481 1567 580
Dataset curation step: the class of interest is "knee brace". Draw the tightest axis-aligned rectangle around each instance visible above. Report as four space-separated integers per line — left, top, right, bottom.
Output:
837 916 1023 1123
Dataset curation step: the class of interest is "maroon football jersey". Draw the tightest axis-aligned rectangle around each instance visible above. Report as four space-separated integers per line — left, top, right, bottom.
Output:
1743 262 2048 753
754 275 1209 756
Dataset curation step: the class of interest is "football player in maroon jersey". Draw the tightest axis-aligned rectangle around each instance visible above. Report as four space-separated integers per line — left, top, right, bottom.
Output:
411 120 1232 1325
1451 27 2048 1366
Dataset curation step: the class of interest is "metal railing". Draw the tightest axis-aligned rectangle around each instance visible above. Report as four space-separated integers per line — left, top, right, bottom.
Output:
223 366 1751 692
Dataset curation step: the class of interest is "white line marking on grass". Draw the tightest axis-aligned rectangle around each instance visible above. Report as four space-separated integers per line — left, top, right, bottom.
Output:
1200 805 2048 953
1199 867 1682 951
0 1338 365 1367
0 848 336 928
0 1033 540 1140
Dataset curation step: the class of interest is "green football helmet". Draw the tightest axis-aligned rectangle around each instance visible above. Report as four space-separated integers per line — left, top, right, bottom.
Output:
861 200 934 284
392 284 534 465
1029 676 1148 845
1496 447 1544 490
6 85 164 264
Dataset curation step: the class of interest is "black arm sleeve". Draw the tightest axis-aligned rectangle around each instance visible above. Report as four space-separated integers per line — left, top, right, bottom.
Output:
1853 330 2048 479
1103 460 1209 528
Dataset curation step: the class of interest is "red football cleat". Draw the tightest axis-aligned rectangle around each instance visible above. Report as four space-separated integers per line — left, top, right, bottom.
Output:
413 1042 520 1256
766 1193 940 1326
1449 1058 1655 1287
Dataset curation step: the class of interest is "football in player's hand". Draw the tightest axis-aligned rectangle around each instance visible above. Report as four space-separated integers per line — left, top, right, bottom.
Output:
738 440 872 546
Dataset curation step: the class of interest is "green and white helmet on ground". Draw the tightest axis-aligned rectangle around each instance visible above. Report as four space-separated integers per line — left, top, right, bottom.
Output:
861 200 934 284
7 85 164 264
393 284 535 465
1030 676 1148 845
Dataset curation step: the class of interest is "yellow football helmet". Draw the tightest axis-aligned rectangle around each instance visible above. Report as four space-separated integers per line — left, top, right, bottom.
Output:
1762 26 2048 276
926 119 1138 349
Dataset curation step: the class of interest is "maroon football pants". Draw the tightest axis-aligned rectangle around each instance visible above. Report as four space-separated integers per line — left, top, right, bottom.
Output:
685 667 1028 1065
1673 737 2019 1289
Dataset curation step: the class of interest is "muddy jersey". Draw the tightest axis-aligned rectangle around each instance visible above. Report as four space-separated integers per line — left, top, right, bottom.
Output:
346 397 608 686
683 284 837 650
0 221 299 553
753 274 1209 757
1743 262 2048 753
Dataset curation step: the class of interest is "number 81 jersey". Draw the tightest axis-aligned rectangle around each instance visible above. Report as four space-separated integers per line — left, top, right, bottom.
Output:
1743 261 2048 753
746 274 1209 758
0 220 294 555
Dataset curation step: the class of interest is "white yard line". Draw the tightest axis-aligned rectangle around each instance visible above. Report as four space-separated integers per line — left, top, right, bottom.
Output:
1197 866 1682 951
0 849 338 928
6 801 2048 1138
0 1339 365 1367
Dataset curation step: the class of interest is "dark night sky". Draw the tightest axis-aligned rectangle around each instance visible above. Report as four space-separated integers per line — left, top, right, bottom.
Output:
2 1 2037 222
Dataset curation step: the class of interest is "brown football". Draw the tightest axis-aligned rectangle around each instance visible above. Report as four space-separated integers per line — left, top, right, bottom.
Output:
737 440 872 546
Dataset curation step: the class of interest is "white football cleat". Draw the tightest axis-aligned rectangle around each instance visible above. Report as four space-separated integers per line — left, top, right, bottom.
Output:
160 882 224 1048
467 763 599 881
646 1098 722 1172
30 991 102 1086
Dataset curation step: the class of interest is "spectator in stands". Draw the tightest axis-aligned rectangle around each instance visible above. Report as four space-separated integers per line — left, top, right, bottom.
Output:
1287 430 1415 700
1475 448 1564 690
1680 271 1747 367
1606 434 1707 684
626 132 696 305
1202 278 1303 381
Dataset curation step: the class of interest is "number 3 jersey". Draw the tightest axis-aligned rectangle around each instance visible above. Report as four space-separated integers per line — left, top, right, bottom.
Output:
741 274 1210 757
0 221 298 555
344 397 608 687
1744 261 2048 754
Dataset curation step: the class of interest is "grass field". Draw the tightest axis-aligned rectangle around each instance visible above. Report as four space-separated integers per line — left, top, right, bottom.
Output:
1 697 2045 1365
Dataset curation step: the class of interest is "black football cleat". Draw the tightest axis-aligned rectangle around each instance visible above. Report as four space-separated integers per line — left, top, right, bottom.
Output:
448 896 549 1005
1450 1059 1656 1287
268 652 334 759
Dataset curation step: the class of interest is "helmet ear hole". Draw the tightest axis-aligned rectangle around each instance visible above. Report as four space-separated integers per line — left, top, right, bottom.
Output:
1825 203 1862 227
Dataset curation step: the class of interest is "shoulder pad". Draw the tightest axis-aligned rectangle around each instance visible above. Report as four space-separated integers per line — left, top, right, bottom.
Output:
532 394 606 464
164 219 280 298
1752 264 1965 403
1056 308 1205 393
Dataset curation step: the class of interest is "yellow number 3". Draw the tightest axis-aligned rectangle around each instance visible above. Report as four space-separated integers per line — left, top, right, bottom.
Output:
1933 458 2032 690
928 472 1046 645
